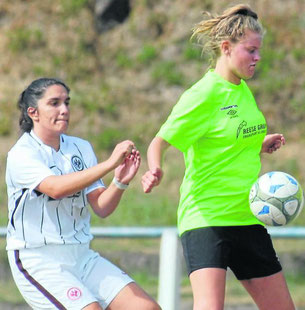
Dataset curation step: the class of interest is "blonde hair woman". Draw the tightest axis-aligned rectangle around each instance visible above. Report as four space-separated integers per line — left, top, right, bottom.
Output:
142 4 294 310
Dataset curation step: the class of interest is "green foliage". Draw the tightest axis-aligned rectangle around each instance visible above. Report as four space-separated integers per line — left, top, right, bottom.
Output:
33 65 48 76
116 51 133 68
183 42 201 61
255 29 284 79
291 98 305 114
0 114 11 136
137 44 158 64
91 128 123 151
152 61 185 85
77 96 101 113
131 272 159 298
7 28 45 52
0 181 8 223
90 187 178 227
61 0 89 14
292 48 305 61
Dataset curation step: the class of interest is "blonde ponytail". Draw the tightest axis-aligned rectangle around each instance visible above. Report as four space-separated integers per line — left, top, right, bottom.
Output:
192 4 264 66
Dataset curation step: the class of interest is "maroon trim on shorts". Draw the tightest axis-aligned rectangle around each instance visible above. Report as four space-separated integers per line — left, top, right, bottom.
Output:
14 250 66 310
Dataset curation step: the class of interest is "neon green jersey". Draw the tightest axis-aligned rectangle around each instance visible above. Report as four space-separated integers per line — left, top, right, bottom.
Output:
157 70 267 235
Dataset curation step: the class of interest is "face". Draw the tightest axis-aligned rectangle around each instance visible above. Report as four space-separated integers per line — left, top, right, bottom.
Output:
226 29 262 84
29 84 70 137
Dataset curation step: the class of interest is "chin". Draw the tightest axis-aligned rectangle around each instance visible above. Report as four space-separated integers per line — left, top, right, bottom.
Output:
59 126 68 134
242 73 254 80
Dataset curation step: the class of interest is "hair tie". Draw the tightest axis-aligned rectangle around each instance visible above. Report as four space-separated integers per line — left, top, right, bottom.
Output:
236 9 258 20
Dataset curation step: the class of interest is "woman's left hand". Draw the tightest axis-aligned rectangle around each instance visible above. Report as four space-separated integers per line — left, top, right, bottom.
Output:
261 133 285 154
114 149 141 185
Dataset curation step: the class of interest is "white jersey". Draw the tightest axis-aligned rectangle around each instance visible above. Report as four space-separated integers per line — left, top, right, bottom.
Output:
6 131 105 250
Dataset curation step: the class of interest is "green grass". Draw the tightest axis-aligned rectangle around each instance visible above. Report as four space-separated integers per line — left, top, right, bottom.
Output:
91 187 178 227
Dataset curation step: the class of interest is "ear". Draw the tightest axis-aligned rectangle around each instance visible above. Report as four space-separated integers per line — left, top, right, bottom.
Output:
221 40 231 56
27 107 39 121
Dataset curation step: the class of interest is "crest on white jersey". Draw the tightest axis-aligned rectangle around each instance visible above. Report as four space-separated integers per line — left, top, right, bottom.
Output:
71 155 84 171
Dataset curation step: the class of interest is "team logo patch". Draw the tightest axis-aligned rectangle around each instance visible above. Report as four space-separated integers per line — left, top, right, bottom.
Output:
227 109 237 116
71 155 84 171
67 287 82 300
236 120 267 139
236 120 247 138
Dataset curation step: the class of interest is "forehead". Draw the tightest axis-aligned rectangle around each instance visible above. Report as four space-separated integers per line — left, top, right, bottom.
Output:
42 84 69 100
238 29 262 47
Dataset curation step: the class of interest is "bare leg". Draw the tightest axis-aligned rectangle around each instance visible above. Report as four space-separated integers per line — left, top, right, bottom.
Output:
240 271 295 310
83 302 103 309
107 282 160 310
189 268 227 310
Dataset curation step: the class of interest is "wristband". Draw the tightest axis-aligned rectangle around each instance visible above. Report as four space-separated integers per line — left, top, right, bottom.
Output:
112 177 129 190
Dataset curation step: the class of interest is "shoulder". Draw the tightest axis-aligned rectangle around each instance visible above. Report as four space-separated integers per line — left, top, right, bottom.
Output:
180 70 218 102
173 71 218 114
7 133 45 170
8 133 40 157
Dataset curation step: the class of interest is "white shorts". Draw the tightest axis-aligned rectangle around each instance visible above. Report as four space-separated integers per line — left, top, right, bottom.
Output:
7 243 133 309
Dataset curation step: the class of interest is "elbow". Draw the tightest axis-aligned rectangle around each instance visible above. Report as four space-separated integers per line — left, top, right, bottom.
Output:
100 212 108 219
94 209 112 219
92 205 115 219
37 178 71 200
49 192 66 200
46 186 71 200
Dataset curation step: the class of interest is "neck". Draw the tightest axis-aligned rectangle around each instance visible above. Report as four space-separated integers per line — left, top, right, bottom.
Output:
214 57 241 85
33 128 61 151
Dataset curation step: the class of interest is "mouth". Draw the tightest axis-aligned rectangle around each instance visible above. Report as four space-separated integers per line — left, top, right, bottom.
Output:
56 119 69 124
249 64 256 73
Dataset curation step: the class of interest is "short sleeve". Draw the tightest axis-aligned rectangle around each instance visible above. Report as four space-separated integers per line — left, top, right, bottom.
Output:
157 82 213 152
6 147 55 194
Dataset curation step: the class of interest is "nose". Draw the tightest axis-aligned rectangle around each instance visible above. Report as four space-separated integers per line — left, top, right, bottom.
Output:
60 102 69 114
254 50 261 62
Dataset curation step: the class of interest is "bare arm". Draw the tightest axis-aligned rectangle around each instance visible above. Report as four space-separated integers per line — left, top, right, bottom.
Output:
261 134 285 154
87 184 124 218
37 140 135 199
88 150 141 218
141 136 170 193
37 162 113 200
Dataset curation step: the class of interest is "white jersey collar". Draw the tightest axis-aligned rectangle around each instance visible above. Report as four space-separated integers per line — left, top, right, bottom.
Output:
29 130 64 153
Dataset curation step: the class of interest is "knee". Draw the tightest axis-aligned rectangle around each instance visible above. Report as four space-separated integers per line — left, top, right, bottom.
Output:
146 300 162 310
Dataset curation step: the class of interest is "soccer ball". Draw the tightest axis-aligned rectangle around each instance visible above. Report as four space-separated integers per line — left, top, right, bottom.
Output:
249 171 304 226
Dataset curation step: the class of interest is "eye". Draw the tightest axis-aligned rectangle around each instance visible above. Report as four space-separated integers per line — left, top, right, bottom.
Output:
65 96 71 106
50 100 59 106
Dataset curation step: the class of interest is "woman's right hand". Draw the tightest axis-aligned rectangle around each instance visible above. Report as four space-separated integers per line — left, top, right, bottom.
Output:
141 167 163 193
107 140 135 170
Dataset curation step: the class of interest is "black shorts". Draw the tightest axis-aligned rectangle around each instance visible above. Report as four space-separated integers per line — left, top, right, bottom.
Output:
181 225 282 280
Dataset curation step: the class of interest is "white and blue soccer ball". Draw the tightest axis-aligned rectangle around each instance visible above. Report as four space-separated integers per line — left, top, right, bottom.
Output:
249 171 304 226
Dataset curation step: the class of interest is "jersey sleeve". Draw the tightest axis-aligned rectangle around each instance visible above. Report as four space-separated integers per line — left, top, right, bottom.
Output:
6 147 55 196
157 84 213 152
